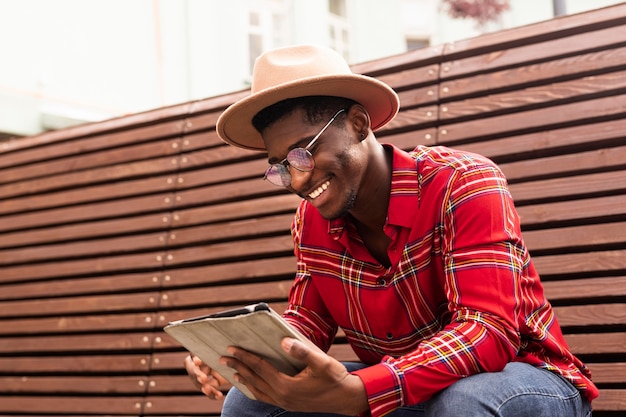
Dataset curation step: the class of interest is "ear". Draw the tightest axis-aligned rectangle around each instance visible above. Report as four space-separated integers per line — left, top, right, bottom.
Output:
346 104 371 141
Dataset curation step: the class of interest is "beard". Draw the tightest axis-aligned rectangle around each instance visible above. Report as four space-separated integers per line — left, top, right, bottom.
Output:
319 188 357 220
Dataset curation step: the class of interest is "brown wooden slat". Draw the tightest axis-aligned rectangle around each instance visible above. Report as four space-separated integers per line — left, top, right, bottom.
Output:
352 46 442 78
171 194 300 228
0 193 175 233
0 375 148 394
0 214 170 249
0 110 188 168
179 111 220 138
517 195 626 226
149 351 195 371
0 143 183 199
0 252 166 283
510 170 626 204
381 127 438 149
456 118 626 163
592 389 626 411
0 193 300 248
162 257 295 288
396 84 439 108
533 249 626 277
0 332 158 353
441 45 626 100
543 277 626 301
0 214 293 265
169 156 274 193
0 174 181 216
0 291 160 318
500 145 626 184
0 312 158 335
564 332 626 355
437 94 626 144
0 396 145 415
0 272 163 301
164 235 294 267
179 127 227 151
0 135 183 186
146 375 206 394
180 145 267 172
442 67 626 121
385 105 439 131
142 395 223 415
586 362 626 385
172 177 284 209
523 222 626 252
0 354 151 373
158 280 293 312
168 213 292 248
155 302 290 328
554 303 626 327
440 23 626 80
0 232 168 265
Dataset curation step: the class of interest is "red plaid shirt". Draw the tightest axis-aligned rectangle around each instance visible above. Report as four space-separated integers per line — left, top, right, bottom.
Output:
283 145 598 417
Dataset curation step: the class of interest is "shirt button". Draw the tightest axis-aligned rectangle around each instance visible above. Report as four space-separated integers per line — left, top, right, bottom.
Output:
378 278 386 286
386 332 394 340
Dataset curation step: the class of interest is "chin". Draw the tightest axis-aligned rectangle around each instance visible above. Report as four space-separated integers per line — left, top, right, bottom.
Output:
316 192 356 220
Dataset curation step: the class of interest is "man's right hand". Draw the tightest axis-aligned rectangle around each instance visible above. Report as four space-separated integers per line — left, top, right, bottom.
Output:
184 354 232 400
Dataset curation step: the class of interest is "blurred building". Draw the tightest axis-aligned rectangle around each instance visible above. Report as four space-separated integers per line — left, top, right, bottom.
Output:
0 0 622 139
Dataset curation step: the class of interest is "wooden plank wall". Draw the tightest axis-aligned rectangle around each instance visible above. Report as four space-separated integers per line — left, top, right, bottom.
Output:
1 4 624 416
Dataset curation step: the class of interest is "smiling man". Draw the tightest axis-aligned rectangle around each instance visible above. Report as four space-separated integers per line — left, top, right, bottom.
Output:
183 45 597 417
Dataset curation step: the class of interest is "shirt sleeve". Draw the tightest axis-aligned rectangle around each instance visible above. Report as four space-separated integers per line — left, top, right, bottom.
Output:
354 159 528 417
282 201 338 353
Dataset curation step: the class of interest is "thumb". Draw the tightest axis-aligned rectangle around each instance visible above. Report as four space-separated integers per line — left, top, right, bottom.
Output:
281 337 312 362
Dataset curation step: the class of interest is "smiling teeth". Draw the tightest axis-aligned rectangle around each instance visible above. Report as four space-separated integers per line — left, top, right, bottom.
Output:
309 180 330 199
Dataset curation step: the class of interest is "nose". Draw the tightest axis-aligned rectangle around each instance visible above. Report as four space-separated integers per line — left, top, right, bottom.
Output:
287 164 312 193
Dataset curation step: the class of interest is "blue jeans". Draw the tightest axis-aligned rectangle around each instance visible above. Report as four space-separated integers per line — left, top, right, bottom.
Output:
221 362 592 416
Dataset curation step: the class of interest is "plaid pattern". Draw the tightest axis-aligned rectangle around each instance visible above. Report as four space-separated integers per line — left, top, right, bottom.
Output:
284 145 598 417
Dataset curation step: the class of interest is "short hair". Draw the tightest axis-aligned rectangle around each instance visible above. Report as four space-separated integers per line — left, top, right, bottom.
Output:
252 96 357 134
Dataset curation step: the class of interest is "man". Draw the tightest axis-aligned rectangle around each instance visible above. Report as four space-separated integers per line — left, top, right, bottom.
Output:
184 45 597 416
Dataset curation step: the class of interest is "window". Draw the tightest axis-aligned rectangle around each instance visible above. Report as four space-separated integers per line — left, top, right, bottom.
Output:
246 0 291 75
406 37 429 50
328 0 350 61
329 0 347 17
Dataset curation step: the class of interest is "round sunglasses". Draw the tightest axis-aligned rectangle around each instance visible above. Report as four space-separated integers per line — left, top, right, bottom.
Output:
263 108 346 187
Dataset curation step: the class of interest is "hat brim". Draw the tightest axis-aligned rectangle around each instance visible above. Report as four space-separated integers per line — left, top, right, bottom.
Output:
216 73 399 151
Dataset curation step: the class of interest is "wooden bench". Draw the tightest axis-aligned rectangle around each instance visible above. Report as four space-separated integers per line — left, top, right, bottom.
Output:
0 4 624 416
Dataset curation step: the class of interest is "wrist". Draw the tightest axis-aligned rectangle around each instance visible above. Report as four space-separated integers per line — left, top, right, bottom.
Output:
341 374 369 415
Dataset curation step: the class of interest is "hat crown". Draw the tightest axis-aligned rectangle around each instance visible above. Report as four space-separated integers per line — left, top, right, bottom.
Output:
252 45 352 93
217 44 399 151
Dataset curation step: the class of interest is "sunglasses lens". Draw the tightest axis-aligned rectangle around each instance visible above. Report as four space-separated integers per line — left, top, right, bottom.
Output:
287 148 314 171
264 165 291 187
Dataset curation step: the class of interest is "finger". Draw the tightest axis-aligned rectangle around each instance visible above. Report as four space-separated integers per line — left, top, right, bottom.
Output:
184 355 203 388
231 373 274 404
221 353 276 399
281 338 324 367
192 355 211 375
201 384 225 400
226 347 277 376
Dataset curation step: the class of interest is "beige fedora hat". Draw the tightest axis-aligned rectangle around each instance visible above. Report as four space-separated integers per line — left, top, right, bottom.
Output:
216 44 400 151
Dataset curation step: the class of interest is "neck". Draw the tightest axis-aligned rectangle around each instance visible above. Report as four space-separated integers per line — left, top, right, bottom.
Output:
349 143 392 231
